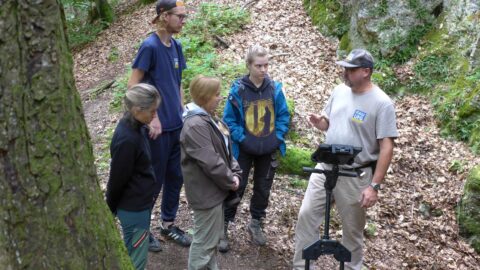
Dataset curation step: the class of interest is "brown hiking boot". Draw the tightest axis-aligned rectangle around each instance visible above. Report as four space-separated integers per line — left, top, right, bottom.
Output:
218 221 230 253
248 219 266 246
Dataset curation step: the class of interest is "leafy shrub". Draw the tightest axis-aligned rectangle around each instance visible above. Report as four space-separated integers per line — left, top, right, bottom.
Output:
179 3 249 102
110 68 131 111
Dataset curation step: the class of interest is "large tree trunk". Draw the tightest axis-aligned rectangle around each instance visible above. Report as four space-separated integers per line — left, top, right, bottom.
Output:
0 0 132 268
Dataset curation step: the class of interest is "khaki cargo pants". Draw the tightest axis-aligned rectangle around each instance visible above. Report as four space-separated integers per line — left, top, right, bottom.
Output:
292 163 373 270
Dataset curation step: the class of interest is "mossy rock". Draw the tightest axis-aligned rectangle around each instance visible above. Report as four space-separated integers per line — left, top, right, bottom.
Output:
303 0 349 38
420 15 480 151
457 166 480 252
458 82 480 119
278 146 316 176
338 33 352 58
470 128 480 153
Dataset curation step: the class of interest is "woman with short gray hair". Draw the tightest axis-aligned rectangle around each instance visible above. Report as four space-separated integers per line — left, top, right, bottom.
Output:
106 83 160 270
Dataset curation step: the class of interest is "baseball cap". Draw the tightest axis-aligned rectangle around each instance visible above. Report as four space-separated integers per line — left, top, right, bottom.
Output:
156 0 185 15
336 49 374 69
152 0 185 23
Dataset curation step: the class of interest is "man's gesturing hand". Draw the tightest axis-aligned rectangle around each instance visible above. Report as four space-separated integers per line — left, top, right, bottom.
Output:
308 113 329 131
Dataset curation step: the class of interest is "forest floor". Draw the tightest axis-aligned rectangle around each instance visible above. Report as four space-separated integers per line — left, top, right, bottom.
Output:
74 0 480 269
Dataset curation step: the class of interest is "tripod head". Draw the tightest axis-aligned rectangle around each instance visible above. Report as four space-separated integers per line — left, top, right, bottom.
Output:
303 144 363 179
311 144 362 165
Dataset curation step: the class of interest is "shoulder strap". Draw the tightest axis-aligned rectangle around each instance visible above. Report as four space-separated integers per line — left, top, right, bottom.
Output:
267 79 276 99
172 39 180 54
237 80 246 100
271 79 276 90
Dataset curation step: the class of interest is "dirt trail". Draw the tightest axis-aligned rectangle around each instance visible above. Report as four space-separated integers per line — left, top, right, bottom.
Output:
74 0 480 269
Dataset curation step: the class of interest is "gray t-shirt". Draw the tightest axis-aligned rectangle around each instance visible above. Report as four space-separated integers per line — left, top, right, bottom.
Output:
323 83 398 166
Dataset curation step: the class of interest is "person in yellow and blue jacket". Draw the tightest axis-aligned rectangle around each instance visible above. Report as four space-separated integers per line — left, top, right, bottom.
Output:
219 44 290 252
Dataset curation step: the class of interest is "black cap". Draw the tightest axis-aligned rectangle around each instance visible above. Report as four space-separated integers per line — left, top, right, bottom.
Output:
336 49 374 69
155 0 184 15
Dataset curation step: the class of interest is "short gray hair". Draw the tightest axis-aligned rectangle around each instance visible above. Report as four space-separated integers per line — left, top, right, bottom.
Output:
245 44 268 66
124 83 161 112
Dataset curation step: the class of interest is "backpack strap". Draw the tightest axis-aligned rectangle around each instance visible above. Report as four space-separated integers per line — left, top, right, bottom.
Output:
237 81 246 100
267 78 276 100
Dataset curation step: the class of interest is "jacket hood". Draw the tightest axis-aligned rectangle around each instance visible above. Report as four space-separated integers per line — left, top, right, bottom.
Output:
182 102 209 120
240 75 272 92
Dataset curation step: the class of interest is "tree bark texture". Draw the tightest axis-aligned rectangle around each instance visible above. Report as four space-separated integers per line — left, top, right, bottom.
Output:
0 0 132 268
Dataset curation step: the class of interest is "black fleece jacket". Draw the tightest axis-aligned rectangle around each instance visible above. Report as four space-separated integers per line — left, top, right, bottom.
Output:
106 114 156 213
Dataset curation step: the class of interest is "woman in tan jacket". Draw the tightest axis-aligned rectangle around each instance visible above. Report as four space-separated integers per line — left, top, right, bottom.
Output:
180 75 241 270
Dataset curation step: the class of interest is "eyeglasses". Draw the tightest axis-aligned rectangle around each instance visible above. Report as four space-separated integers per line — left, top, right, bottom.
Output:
169 13 188 21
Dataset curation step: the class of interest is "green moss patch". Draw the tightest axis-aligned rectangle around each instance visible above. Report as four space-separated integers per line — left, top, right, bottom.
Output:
278 146 316 176
457 166 480 252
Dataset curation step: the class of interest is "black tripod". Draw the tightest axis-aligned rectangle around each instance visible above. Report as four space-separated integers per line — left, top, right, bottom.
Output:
301 144 362 270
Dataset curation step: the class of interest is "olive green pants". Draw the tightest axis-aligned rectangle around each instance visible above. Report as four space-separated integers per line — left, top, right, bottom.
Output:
188 203 224 270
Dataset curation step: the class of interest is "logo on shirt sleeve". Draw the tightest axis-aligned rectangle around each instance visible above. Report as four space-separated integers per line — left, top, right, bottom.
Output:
352 110 367 123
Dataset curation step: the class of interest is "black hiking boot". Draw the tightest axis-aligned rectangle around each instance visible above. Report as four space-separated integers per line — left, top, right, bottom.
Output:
148 232 162 252
218 221 230 253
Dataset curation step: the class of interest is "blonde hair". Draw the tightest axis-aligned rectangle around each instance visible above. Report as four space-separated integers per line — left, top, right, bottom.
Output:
245 44 268 66
125 83 161 112
189 75 221 106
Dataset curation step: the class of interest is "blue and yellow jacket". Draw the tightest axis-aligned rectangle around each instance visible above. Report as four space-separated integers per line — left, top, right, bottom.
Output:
223 76 290 159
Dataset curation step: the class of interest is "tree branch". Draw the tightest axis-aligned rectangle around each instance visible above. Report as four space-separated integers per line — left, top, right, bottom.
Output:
213 34 230 48
242 0 259 10
84 79 116 98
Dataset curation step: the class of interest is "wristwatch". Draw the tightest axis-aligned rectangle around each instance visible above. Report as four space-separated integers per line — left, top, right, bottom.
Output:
369 183 381 191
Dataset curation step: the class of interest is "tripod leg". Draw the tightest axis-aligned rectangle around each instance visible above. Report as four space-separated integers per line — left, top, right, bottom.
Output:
323 190 332 239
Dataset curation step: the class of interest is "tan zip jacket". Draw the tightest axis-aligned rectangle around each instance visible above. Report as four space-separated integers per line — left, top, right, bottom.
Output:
180 113 242 210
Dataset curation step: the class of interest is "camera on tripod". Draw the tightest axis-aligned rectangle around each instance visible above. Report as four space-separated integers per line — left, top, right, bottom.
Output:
302 144 362 270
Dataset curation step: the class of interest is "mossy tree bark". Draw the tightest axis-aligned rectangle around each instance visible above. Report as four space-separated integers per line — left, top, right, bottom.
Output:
89 0 115 24
0 0 132 268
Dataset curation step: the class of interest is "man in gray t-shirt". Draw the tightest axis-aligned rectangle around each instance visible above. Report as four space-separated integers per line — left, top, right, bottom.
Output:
293 49 398 270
